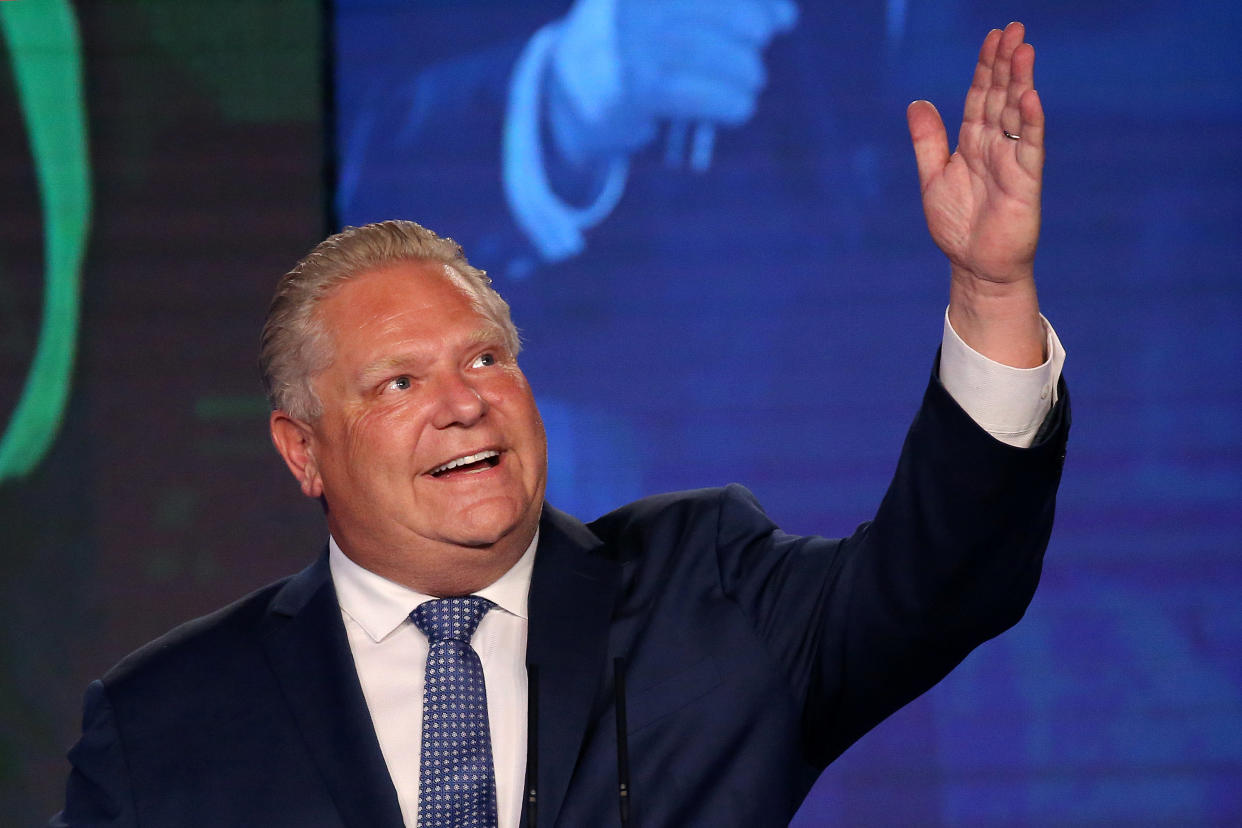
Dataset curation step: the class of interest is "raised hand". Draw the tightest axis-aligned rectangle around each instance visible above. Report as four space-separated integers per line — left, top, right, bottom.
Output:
907 22 1046 367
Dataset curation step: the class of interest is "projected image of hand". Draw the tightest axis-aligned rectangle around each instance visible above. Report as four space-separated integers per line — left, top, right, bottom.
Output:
547 0 799 171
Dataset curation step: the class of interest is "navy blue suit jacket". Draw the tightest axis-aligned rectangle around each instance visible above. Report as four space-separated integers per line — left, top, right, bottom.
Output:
52 372 1069 827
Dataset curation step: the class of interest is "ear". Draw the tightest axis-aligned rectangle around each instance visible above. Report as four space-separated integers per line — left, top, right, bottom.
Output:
270 410 324 499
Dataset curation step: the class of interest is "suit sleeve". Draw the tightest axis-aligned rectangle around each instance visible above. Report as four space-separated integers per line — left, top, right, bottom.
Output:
49 680 137 827
712 367 1070 768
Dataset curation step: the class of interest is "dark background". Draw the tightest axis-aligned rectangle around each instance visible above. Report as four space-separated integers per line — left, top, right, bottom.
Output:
1 1 325 822
3 0 1240 824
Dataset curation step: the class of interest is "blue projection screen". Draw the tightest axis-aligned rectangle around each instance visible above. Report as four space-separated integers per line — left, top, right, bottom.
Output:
333 1 1242 823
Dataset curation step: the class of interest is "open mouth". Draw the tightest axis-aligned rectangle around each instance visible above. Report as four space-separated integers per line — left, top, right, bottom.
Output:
429 450 501 478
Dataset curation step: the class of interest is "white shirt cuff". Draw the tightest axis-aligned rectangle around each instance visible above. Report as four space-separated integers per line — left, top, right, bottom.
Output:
939 308 1066 449
502 22 629 263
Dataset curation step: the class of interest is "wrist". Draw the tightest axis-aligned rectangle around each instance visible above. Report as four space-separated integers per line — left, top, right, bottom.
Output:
948 266 1045 368
949 261 1036 294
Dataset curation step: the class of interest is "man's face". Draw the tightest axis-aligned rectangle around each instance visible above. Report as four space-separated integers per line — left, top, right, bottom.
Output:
276 261 547 593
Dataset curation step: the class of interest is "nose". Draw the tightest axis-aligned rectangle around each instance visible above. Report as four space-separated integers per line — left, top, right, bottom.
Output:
430 371 487 429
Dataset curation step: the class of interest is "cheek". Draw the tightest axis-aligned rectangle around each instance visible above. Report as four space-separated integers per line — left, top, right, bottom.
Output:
490 369 540 416
339 405 408 467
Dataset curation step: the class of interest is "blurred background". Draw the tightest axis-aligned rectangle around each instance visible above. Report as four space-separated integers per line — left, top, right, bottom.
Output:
3 0 1239 823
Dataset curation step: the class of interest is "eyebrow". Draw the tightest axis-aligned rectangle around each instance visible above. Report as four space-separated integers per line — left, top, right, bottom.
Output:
354 325 504 386
355 353 429 386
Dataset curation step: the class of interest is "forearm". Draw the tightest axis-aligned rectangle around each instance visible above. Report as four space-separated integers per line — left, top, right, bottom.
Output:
798 369 1070 762
947 264 1045 368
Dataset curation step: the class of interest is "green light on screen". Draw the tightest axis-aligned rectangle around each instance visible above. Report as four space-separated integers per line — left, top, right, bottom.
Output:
0 0 91 482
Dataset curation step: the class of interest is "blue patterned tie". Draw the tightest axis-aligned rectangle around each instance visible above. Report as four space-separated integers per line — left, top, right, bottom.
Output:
411 596 498 828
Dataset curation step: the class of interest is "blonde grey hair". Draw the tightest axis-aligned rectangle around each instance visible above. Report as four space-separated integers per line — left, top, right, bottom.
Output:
259 220 521 420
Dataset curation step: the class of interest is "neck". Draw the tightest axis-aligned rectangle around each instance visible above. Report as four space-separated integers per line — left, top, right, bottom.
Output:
329 525 537 596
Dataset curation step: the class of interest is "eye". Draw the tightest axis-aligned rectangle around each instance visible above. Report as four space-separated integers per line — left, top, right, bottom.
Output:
387 375 413 392
470 352 497 368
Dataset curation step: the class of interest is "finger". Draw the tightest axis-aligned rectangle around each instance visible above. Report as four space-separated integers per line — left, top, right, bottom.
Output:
648 73 760 125
907 99 950 193
963 29 1003 124
653 28 768 95
1015 88 1045 178
1003 42 1035 140
985 22 1024 127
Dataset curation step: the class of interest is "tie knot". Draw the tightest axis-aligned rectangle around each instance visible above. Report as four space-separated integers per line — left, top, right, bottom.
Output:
410 596 494 643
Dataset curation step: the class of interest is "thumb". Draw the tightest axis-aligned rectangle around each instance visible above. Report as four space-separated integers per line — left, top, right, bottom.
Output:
906 100 949 193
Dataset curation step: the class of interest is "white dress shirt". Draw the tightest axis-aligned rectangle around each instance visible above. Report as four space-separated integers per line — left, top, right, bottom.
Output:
331 533 536 828
331 313 1067 827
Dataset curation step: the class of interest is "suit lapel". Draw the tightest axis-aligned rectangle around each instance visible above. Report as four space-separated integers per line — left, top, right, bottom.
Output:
259 554 405 828
526 506 620 827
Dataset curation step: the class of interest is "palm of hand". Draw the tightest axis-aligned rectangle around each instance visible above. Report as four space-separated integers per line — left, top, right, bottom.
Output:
922 122 1041 285
908 23 1045 287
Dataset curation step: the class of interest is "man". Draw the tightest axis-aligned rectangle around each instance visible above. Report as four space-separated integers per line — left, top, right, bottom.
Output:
53 22 1067 827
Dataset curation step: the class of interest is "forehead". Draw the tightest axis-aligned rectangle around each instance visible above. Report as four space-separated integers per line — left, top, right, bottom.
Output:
314 260 506 367
319 261 489 331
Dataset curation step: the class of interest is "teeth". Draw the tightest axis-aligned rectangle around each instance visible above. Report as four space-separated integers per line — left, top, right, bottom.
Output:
431 450 499 475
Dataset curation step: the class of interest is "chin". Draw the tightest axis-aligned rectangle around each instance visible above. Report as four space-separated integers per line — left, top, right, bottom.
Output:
450 501 531 549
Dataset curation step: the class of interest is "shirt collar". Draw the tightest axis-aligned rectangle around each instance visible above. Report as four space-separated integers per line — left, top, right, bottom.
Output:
328 531 538 643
